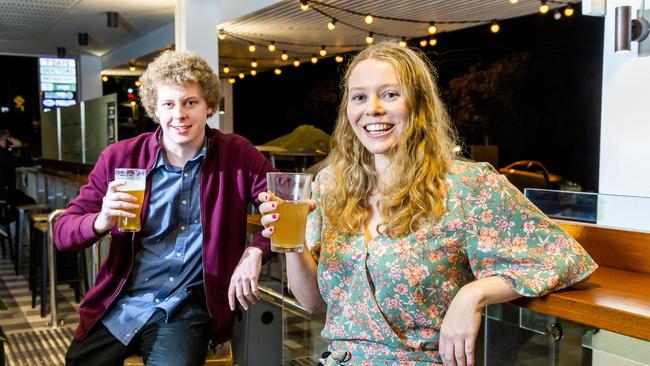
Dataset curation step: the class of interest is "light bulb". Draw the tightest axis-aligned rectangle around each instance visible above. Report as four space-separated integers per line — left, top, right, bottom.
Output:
130 101 136 106
248 44 256 52
399 38 407 47
223 66 230 74
218 31 226 40
268 42 276 52
228 78 236 84
293 59 301 67
335 55 344 63
239 72 245 79
419 39 427 47
101 75 108 82
134 80 141 87
428 23 437 34
365 14 374 24
327 20 336 30
129 65 136 72
300 1 308 11
250 70 257 76
490 21 500 33
274 68 282 75
366 32 374 44
281 51 288 61
509 0 518 3
553 10 562 20
320 47 327 57
429 38 437 46
311 55 318 64
251 60 258 68
539 1 549 14
564 5 574 16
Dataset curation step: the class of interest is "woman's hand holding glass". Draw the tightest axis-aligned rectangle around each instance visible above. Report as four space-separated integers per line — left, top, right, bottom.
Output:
257 192 316 246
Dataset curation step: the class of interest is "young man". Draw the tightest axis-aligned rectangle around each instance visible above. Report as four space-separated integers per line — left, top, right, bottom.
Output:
55 51 275 365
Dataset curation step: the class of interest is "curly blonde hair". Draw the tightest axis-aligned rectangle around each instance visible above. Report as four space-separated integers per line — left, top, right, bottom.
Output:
138 50 221 122
323 42 457 238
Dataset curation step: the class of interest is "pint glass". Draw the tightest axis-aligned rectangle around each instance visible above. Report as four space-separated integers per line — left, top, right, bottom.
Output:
115 168 146 232
266 172 312 253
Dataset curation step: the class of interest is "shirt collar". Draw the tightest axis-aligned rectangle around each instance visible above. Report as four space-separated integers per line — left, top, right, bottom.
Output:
153 131 208 172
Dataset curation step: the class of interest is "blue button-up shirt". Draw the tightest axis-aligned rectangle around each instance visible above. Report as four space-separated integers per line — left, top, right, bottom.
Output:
102 139 206 345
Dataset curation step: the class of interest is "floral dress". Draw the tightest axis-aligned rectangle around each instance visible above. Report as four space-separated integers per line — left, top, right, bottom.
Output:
306 161 597 365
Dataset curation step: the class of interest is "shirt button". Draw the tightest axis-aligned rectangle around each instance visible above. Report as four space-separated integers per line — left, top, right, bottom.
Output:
169 277 174 282
181 200 187 205
133 329 137 333
127 333 131 337
176 252 182 257
184 173 189 177
155 299 160 303
180 225 186 231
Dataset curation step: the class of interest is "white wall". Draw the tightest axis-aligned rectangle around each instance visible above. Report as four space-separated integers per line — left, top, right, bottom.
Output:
598 0 650 199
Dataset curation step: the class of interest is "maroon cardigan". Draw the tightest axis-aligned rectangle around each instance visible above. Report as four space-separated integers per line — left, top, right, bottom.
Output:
54 126 275 343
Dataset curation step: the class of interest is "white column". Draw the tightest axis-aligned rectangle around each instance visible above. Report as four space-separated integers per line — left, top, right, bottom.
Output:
175 0 222 129
598 0 650 199
79 54 103 101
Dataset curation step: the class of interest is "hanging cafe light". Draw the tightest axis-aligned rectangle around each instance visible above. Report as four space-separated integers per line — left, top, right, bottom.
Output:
399 37 407 47
335 55 344 63
428 23 437 34
320 46 327 57
268 42 276 51
366 32 374 44
311 54 318 64
293 59 301 67
281 51 289 61
490 20 501 33
327 19 336 30
564 4 575 17
365 14 374 24
300 0 309 11
539 0 550 14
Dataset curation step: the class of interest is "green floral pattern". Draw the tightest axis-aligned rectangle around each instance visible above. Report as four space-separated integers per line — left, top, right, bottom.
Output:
306 161 597 365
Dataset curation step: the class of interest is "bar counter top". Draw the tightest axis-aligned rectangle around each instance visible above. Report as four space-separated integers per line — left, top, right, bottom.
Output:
247 215 650 342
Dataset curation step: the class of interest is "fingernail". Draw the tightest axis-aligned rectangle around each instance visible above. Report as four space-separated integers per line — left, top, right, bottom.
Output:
269 227 274 233
271 202 276 209
272 214 277 220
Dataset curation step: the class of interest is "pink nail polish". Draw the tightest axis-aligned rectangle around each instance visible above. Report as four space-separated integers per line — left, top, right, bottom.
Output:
271 202 276 209
269 227 274 232
272 214 277 220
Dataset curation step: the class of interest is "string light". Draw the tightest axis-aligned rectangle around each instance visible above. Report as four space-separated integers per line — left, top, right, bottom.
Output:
251 70 257 76
300 0 309 11
335 55 344 63
135 80 141 87
564 4 574 16
509 0 518 3
311 54 318 64
238 72 245 79
490 20 500 33
428 23 437 34
365 14 374 24
248 43 256 52
553 9 562 20
539 0 549 14
228 78 236 84
366 32 374 44
419 39 427 47
223 65 230 74
319 46 327 57
130 101 136 106
399 37 407 47
128 64 136 72
274 68 282 75
101 75 108 82
281 51 289 61
327 19 336 30
428 37 437 46
293 59 301 67
218 30 226 40
268 42 276 52
251 59 258 68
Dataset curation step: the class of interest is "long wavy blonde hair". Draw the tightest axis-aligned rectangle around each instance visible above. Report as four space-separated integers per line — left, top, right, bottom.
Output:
323 42 457 238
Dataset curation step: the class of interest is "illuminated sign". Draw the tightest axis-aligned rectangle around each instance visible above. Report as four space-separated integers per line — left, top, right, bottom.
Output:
39 57 77 109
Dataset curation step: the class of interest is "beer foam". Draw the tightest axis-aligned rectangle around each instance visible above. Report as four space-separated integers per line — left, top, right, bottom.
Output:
119 181 145 191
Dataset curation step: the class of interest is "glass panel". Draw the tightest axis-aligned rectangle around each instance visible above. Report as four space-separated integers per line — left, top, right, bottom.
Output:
59 104 82 162
84 94 117 163
40 109 58 159
525 188 650 231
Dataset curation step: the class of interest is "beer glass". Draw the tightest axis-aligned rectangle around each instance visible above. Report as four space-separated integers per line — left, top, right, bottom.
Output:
266 172 312 253
115 168 146 232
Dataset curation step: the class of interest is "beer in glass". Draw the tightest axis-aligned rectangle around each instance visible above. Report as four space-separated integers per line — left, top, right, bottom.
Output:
266 172 312 252
115 168 146 232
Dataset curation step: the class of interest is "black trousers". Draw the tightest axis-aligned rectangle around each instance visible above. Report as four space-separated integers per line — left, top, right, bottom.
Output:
65 293 212 366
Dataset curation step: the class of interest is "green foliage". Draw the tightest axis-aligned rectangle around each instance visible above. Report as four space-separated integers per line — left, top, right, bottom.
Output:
445 53 532 145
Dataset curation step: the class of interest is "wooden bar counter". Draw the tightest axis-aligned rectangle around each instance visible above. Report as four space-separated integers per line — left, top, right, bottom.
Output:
247 215 650 342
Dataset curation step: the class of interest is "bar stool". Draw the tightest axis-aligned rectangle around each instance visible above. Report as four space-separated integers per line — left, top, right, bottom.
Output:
14 203 49 275
123 341 233 366
29 213 49 309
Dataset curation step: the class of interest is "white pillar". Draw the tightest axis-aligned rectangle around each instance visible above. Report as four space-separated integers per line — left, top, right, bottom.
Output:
175 0 222 130
79 54 103 101
598 0 650 200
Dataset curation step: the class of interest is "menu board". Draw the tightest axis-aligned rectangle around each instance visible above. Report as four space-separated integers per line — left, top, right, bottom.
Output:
39 57 77 109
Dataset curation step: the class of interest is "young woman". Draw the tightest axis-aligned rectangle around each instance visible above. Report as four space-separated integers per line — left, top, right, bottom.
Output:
257 43 597 366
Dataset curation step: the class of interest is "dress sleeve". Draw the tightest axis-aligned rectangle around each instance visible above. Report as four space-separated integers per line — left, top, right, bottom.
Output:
305 168 328 262
462 163 598 297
